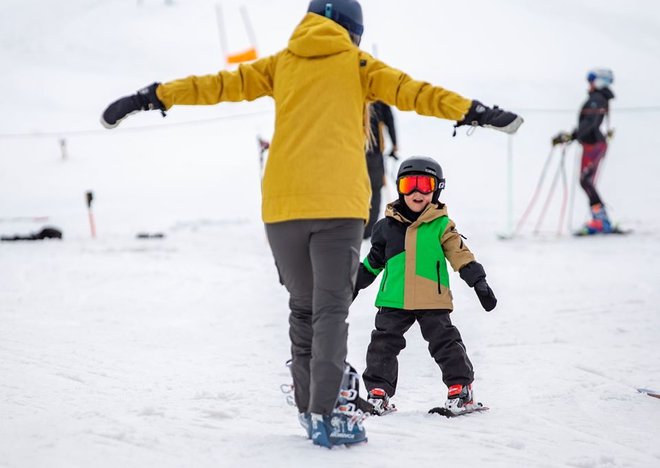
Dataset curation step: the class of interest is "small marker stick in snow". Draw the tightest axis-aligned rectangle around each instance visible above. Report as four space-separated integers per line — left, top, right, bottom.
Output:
86 191 97 239
637 388 660 399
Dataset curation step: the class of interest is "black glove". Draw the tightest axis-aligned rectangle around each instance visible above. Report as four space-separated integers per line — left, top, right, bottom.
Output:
455 100 523 135
459 261 497 312
101 82 166 129
551 131 574 146
474 279 497 312
388 149 399 160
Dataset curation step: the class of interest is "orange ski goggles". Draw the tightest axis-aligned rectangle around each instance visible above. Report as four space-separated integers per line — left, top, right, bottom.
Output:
397 175 441 195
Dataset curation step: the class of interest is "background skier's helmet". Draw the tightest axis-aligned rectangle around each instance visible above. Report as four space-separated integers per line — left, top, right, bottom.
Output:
587 68 614 90
307 0 364 46
396 156 446 203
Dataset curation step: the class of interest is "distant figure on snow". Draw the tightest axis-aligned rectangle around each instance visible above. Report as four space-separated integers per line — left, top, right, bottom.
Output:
552 69 615 235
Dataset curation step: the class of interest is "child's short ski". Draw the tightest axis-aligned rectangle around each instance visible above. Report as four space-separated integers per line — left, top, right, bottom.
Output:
428 402 489 418
372 404 397 416
637 388 660 400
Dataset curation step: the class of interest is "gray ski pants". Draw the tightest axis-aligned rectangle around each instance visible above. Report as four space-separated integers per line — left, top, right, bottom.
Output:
265 219 363 415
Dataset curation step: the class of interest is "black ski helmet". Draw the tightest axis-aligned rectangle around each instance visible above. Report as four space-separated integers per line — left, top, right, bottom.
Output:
396 156 446 203
307 0 364 45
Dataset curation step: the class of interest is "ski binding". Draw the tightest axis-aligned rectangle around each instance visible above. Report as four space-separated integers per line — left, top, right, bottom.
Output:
428 402 489 418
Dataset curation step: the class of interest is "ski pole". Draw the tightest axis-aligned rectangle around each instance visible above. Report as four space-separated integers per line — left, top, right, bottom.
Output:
512 145 556 236
556 145 568 236
533 148 565 235
86 191 96 239
566 144 580 233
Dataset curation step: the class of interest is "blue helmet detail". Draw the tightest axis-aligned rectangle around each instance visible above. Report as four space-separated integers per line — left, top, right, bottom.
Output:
587 69 614 89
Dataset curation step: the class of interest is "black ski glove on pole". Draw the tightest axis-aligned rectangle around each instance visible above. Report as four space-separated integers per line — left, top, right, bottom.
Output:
455 100 523 135
101 82 166 129
459 261 497 312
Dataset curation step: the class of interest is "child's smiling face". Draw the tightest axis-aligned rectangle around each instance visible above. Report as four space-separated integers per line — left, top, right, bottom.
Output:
403 191 433 213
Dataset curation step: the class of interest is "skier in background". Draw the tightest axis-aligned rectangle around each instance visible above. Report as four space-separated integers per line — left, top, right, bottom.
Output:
354 156 496 416
364 101 398 240
100 0 523 448
552 69 615 235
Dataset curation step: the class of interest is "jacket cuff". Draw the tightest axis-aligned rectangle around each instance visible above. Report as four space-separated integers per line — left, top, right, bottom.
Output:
459 261 486 287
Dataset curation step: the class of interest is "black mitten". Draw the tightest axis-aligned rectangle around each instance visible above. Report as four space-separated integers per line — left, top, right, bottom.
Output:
459 261 497 312
474 279 497 312
455 100 523 135
101 82 165 129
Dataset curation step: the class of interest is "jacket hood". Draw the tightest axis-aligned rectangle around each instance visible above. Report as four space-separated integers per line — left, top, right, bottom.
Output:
592 87 615 101
386 201 448 225
288 13 355 58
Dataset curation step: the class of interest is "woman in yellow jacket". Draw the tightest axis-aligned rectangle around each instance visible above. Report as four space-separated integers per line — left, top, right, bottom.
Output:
102 0 522 448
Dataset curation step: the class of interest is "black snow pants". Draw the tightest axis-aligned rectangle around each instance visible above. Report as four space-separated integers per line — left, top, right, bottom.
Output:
362 307 474 397
265 219 363 415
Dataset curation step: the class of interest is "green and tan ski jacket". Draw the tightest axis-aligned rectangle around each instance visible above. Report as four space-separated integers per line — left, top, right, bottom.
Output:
355 201 475 311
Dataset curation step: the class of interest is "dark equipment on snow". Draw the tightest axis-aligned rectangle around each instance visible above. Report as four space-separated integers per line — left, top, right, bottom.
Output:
307 0 363 45
101 82 166 129
136 232 166 239
1 226 63 242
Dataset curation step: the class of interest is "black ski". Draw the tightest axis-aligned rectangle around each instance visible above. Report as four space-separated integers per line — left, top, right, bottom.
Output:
428 403 489 418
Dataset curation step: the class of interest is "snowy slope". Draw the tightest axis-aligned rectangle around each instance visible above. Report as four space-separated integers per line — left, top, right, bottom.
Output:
1 1 660 467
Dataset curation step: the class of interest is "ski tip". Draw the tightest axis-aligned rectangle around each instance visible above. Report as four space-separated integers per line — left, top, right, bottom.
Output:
637 388 660 399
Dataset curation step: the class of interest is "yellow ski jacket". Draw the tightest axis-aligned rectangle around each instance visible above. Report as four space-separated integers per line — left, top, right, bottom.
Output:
157 13 471 223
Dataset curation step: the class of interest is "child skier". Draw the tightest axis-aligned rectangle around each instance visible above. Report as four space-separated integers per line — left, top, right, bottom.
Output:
354 156 497 416
101 0 520 447
552 69 615 235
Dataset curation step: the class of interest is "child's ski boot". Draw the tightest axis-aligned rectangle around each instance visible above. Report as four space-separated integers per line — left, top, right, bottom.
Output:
367 388 397 416
429 383 488 417
444 383 476 414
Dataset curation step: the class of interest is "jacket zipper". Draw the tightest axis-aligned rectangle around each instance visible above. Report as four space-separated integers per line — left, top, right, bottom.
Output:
436 261 442 294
